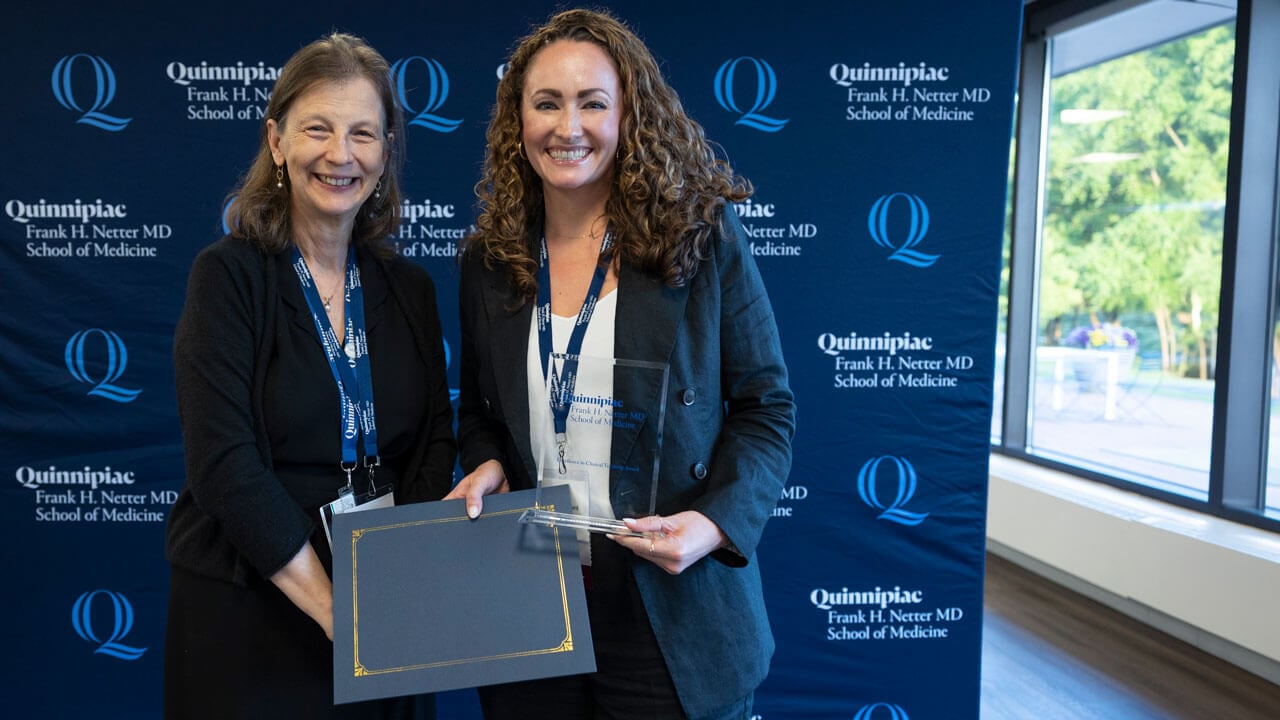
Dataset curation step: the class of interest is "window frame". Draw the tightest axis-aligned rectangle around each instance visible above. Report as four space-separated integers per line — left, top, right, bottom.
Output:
994 0 1280 531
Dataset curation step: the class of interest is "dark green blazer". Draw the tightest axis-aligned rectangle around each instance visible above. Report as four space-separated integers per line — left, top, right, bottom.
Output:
457 209 796 717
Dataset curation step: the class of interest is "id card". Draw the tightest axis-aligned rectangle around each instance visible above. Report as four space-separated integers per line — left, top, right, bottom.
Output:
321 482 395 549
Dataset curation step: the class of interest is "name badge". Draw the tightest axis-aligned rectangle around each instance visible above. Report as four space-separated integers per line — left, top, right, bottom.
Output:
320 483 395 549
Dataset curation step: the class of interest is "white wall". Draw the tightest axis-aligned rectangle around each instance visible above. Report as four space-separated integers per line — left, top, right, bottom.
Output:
986 454 1280 684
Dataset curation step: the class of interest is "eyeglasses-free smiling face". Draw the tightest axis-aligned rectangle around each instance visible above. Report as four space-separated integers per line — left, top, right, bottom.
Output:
268 77 389 238
520 40 622 204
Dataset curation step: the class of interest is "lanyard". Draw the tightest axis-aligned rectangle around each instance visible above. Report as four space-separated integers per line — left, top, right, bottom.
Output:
536 228 613 474
291 246 380 490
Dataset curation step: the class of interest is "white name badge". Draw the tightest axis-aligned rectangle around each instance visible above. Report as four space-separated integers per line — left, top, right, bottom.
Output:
320 483 395 549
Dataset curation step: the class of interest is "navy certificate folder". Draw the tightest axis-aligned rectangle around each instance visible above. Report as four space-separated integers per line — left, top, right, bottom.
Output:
332 485 595 703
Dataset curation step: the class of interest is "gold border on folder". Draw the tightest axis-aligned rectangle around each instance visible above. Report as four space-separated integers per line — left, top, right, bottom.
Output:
349 503 575 678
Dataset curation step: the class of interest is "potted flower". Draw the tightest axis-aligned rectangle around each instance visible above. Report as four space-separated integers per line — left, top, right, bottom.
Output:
1063 322 1138 351
1061 322 1138 387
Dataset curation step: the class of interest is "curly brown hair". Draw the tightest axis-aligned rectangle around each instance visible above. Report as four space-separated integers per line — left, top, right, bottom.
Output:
225 32 405 257
467 8 752 299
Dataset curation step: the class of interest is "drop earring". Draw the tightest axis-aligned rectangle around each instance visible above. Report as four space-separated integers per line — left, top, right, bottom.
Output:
275 165 284 189
374 178 383 199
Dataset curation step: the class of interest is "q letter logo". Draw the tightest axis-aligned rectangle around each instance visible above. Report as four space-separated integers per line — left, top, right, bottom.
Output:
221 195 238 236
714 57 788 132
65 329 143 403
51 54 132 131
854 703 911 720
443 337 459 402
72 590 148 660
391 57 462 132
856 456 929 526
867 193 940 267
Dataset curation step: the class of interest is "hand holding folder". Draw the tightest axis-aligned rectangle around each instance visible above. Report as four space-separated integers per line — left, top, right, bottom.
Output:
331 485 595 704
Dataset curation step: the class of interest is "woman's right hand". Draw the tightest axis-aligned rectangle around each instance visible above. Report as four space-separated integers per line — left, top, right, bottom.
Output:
443 459 509 518
269 543 334 641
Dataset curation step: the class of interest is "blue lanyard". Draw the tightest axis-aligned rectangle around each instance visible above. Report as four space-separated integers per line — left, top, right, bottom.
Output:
536 228 613 474
291 246 380 490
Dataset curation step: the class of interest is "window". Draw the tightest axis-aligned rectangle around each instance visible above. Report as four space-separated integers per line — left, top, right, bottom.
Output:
1028 19 1234 499
1269 282 1280 517
992 133 1015 444
993 0 1280 531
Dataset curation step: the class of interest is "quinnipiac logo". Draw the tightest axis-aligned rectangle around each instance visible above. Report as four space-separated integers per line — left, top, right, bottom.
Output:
856 455 929 526
51 54 132 131
854 702 910 720
390 57 462 133
442 337 460 403
714 57 788 133
867 193 939 268
65 329 142 403
221 194 239 236
72 589 147 660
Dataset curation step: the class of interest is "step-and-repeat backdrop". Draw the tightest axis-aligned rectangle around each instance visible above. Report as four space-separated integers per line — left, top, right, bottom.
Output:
1 2 1021 717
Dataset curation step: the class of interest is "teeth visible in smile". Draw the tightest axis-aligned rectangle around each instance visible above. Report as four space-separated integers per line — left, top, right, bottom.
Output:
548 149 588 161
319 175 354 187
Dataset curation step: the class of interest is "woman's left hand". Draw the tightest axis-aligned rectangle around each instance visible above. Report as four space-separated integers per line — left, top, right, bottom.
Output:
443 459 509 519
610 511 728 575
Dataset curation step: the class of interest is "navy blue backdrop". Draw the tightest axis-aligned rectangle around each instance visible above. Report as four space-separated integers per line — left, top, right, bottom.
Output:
1 2 1021 717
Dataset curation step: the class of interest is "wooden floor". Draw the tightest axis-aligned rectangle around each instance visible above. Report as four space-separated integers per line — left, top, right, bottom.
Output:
980 553 1280 719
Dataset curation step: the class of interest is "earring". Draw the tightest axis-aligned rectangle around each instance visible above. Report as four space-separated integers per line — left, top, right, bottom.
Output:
275 165 284 189
374 178 383 199
517 143 526 160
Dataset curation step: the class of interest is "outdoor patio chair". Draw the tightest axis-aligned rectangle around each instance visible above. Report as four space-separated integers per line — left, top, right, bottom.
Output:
1117 350 1166 423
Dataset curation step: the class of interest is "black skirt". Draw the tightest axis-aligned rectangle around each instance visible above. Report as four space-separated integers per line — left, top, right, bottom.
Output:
163 532 431 720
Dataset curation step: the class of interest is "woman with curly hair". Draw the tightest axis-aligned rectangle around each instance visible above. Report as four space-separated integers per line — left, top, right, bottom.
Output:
446 8 795 719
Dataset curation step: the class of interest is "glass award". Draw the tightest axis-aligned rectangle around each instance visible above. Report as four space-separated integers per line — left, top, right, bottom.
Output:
520 352 669 537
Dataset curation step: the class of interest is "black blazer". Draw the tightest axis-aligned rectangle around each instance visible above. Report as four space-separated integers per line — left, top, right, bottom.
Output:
167 236 455 585
457 209 795 716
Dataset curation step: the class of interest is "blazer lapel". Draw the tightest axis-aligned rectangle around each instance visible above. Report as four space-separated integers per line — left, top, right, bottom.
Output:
359 251 389 336
479 266 537 482
611 262 689 508
278 248 388 346
276 251 319 343
614 261 688 364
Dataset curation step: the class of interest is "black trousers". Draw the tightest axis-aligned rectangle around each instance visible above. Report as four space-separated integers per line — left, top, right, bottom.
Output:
477 537 753 720
478 536 683 720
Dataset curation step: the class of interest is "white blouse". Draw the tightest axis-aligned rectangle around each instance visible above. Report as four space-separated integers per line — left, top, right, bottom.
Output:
526 288 617 564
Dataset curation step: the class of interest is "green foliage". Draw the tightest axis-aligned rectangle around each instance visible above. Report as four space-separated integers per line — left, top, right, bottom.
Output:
1037 23 1233 377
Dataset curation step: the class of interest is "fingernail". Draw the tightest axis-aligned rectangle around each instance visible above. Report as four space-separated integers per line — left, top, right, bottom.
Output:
468 505 479 519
